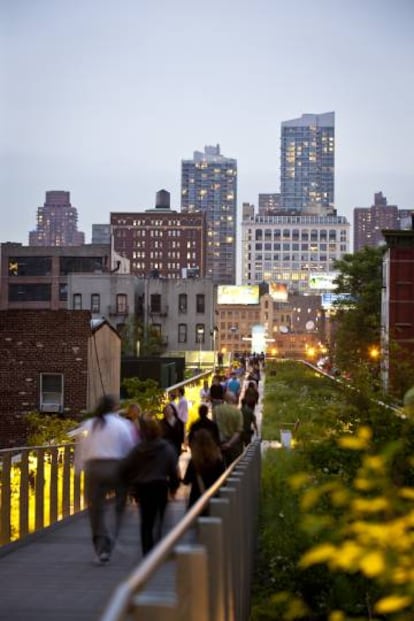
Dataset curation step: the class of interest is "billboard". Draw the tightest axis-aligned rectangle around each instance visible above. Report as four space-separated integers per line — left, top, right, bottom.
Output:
321 292 354 310
308 271 338 291
217 285 259 305
269 282 288 301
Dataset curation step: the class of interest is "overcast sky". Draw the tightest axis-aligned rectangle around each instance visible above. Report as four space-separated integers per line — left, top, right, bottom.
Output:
2 0 414 245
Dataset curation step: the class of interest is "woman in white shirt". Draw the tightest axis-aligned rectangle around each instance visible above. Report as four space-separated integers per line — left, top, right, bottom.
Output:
75 394 136 564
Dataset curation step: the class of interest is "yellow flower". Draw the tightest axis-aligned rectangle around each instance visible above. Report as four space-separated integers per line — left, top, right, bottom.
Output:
351 497 389 513
359 551 385 577
374 595 412 614
299 543 336 568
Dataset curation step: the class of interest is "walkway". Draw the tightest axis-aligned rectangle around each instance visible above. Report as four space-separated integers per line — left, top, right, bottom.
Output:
0 498 187 621
0 373 265 621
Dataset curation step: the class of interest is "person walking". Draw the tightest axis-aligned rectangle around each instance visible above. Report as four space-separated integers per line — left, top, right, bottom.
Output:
213 391 244 467
160 403 184 461
182 429 225 508
120 414 180 555
209 374 225 409
75 394 136 564
188 403 220 446
124 402 142 443
240 397 258 446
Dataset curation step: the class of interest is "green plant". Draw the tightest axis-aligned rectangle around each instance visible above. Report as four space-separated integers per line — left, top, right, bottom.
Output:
25 411 79 446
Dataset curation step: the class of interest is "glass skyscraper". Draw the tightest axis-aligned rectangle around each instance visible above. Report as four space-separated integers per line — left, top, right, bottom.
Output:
181 145 237 285
280 112 335 214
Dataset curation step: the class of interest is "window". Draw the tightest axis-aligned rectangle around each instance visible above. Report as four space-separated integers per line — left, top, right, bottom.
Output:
178 323 187 343
8 256 52 277
178 293 187 314
91 294 100 313
116 293 128 314
59 284 68 301
9 284 51 302
40 373 63 413
196 324 205 343
150 294 161 313
196 294 205 313
73 293 82 309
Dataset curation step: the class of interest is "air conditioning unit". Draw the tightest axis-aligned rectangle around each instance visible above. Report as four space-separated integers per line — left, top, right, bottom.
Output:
41 403 62 413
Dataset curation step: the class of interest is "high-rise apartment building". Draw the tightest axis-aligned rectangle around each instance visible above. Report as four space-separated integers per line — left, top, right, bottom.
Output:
258 193 281 215
111 190 206 279
181 145 237 285
241 209 350 292
353 192 399 252
280 112 335 214
29 191 85 246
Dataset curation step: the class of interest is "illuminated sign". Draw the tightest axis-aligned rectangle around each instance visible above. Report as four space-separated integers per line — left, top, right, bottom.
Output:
308 272 338 291
217 285 259 305
321 292 354 310
269 282 288 301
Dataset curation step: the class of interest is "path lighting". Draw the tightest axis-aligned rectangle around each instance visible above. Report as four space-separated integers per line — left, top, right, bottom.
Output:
369 345 380 360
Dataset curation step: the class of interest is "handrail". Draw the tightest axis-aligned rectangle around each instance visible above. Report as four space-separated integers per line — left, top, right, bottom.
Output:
100 439 262 621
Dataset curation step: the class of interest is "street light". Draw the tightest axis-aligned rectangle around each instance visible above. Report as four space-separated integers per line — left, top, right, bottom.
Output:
197 326 205 371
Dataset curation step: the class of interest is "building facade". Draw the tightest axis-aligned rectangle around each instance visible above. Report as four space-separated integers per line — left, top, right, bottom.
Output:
29 191 85 247
354 192 399 252
241 211 350 292
0 310 120 447
381 226 414 392
111 190 206 279
280 112 335 214
143 277 216 358
181 145 237 285
67 272 144 335
258 193 281 215
0 243 111 310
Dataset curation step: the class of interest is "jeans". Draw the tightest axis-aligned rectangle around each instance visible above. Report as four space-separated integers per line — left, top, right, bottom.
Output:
84 459 127 556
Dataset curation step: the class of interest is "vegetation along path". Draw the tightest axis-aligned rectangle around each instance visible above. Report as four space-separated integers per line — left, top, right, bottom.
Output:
251 360 414 621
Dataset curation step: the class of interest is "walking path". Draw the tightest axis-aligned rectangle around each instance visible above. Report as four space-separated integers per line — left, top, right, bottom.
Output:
0 495 187 620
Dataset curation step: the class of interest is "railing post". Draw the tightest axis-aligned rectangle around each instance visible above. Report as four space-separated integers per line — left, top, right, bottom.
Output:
175 544 209 621
209 497 233 621
19 450 29 539
197 517 227 621
62 446 71 517
0 452 11 545
35 448 45 531
49 447 58 524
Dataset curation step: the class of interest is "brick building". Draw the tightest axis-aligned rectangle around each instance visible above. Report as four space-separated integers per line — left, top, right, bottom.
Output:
381 225 414 394
0 243 111 311
0 310 121 447
111 190 207 279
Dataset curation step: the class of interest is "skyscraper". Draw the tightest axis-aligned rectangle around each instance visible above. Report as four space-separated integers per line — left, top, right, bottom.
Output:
29 191 85 246
181 145 237 285
353 192 399 252
280 112 335 214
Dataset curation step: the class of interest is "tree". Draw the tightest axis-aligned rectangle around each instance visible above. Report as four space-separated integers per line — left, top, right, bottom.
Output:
332 246 384 371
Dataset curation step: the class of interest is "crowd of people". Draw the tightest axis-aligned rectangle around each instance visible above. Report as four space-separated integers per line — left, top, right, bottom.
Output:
74 355 263 565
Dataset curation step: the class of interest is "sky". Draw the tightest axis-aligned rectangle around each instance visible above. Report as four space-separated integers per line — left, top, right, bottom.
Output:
1 0 414 246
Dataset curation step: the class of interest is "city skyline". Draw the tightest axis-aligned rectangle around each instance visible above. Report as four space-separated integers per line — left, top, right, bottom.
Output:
2 1 414 245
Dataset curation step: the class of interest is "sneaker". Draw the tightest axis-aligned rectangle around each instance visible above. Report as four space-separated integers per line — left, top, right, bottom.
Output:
98 551 110 564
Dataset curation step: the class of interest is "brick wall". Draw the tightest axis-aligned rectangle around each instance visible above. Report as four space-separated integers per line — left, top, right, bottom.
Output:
0 310 91 447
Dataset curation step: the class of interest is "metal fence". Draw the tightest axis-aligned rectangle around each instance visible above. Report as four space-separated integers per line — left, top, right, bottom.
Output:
100 439 261 621
0 443 83 545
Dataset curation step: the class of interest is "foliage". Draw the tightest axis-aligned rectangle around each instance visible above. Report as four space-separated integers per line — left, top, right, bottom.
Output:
25 411 79 446
252 360 414 620
121 376 165 413
332 246 384 371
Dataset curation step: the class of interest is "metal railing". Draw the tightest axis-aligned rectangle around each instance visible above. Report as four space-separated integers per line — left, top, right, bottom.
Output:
101 439 261 621
0 443 84 545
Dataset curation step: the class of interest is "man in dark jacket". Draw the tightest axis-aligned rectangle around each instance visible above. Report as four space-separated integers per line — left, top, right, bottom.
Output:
120 414 180 555
188 404 220 446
